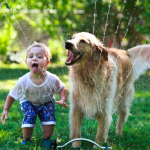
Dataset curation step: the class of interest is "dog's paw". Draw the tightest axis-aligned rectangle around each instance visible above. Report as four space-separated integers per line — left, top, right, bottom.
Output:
93 145 99 149
72 141 81 148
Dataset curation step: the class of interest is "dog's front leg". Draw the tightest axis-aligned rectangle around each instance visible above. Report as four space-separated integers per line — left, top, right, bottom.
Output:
96 114 112 144
69 107 84 148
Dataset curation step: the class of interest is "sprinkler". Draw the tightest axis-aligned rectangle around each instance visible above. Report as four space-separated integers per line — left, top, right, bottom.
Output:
51 138 61 149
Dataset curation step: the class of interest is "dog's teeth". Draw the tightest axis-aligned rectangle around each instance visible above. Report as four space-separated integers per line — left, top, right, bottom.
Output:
67 60 71 64
75 55 80 60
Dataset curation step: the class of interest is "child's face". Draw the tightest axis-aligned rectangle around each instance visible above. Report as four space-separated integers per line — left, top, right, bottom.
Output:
26 46 50 74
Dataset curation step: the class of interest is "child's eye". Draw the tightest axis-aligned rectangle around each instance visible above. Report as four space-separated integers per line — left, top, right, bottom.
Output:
38 56 42 58
29 55 33 58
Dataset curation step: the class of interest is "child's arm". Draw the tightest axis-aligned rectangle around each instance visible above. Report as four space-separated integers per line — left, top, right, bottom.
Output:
55 87 69 108
1 94 15 124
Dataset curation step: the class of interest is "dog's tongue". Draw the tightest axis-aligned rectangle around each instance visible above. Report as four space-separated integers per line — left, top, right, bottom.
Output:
66 52 75 63
32 66 38 73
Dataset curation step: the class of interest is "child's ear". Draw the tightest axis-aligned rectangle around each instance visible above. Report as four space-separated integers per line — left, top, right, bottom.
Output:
47 60 50 66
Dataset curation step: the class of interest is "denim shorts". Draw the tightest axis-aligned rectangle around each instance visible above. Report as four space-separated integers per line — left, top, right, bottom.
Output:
20 101 55 128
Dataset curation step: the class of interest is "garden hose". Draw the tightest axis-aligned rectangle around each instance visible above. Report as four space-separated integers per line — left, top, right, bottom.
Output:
55 138 112 149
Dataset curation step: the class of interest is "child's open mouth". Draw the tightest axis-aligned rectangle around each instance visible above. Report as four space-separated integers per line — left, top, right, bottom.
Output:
32 63 38 73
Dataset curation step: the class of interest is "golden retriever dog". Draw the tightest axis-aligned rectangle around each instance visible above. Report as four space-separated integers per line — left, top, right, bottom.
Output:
65 32 150 147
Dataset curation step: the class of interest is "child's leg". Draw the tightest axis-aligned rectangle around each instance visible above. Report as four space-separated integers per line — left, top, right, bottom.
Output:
43 125 55 139
23 127 34 140
20 101 37 142
37 102 56 139
38 102 55 148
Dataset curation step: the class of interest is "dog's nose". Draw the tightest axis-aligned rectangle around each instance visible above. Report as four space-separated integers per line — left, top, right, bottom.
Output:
65 41 73 49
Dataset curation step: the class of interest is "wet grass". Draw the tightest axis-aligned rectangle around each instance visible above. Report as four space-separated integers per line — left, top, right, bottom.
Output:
0 63 150 149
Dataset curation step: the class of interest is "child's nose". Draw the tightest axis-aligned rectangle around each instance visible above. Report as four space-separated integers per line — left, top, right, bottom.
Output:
33 55 37 60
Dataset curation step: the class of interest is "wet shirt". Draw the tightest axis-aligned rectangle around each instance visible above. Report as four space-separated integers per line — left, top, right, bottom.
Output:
9 71 65 105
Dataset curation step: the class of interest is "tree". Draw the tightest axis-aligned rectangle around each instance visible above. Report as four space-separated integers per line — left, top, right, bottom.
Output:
0 0 150 60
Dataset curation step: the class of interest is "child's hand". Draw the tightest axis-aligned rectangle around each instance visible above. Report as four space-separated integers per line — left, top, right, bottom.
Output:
1 110 8 124
55 100 69 108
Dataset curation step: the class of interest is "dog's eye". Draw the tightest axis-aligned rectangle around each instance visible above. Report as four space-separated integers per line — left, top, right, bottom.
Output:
80 40 86 43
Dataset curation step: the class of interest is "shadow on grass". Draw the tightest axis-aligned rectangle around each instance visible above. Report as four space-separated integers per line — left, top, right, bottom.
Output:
134 75 150 91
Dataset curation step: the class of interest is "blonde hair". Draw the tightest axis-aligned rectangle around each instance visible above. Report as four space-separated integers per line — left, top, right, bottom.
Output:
27 41 51 60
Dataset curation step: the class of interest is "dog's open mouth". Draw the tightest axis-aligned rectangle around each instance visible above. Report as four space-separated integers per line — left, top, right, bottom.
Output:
65 50 83 65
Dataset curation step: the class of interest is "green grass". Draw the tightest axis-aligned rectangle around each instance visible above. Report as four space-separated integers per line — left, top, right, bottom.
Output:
0 63 150 149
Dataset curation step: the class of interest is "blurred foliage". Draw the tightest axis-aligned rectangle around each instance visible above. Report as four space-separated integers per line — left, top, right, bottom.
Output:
0 23 17 55
48 39 65 63
0 0 150 62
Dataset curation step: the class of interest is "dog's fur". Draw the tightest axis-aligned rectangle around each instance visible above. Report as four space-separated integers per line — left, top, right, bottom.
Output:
65 32 150 147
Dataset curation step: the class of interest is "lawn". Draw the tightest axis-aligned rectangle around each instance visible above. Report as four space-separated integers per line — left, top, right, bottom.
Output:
0 63 150 150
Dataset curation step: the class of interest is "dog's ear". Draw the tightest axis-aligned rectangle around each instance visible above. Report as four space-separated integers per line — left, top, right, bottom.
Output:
96 44 108 61
101 47 108 61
